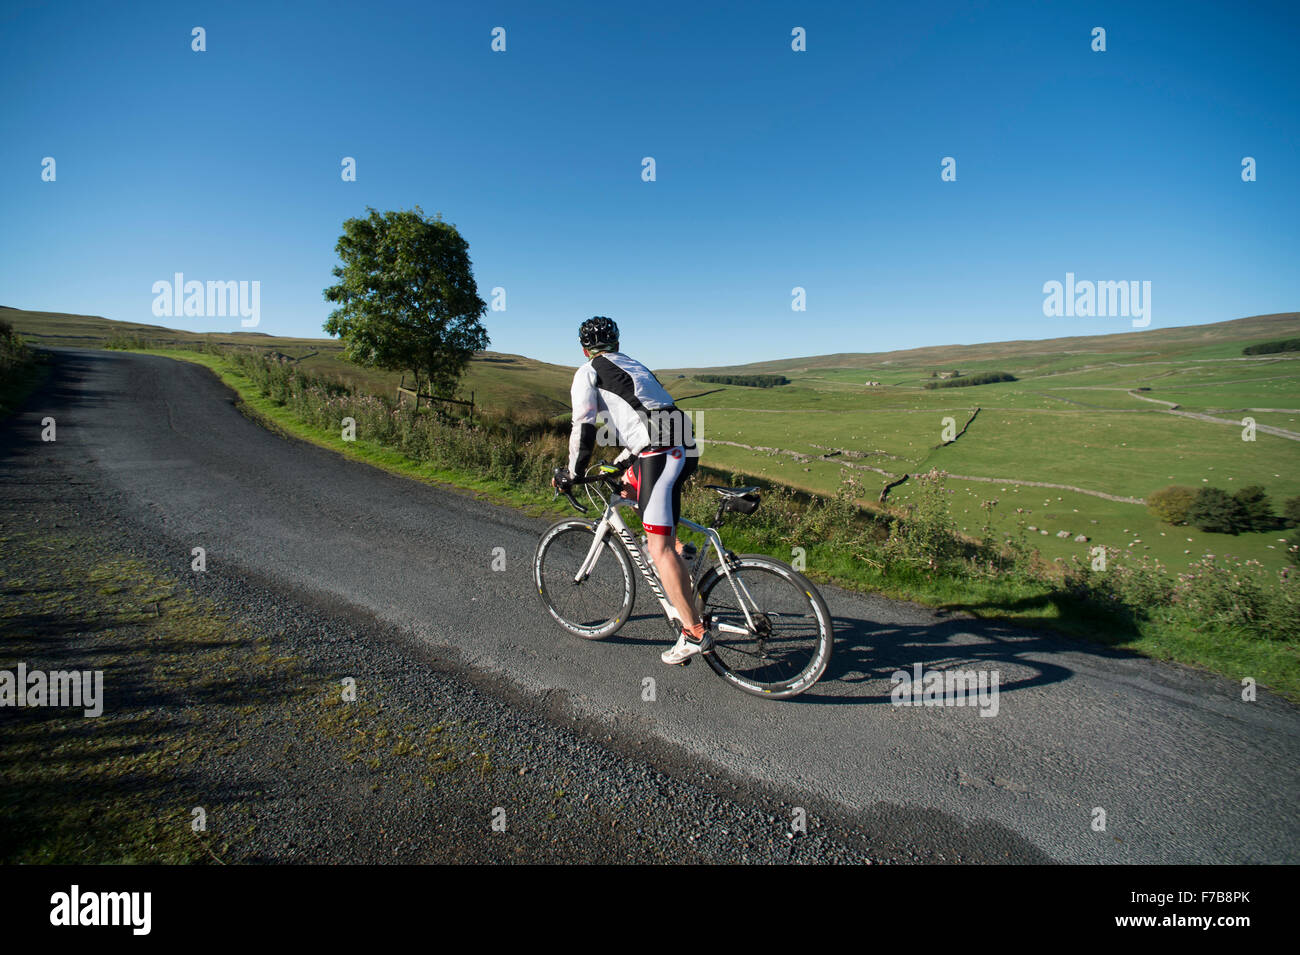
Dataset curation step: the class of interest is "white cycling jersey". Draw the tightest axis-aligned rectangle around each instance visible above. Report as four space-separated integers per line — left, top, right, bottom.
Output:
567 351 694 474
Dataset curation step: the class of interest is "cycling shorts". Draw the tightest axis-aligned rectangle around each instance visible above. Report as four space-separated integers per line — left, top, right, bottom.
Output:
626 446 698 535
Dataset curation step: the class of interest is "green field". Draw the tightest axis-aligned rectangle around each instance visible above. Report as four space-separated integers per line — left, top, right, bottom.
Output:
658 312 1300 573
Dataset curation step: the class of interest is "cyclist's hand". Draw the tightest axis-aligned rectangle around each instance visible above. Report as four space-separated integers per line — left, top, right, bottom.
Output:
552 466 574 493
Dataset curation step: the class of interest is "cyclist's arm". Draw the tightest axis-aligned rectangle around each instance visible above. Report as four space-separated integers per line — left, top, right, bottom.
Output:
567 363 600 475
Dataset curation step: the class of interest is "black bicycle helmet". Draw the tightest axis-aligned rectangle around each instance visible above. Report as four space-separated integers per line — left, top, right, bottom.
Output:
578 315 619 351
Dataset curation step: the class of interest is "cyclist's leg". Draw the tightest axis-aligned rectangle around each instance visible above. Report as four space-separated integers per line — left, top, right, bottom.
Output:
637 449 701 630
672 447 699 527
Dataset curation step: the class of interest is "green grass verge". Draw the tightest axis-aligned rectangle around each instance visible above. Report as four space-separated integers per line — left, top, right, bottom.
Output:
0 351 51 419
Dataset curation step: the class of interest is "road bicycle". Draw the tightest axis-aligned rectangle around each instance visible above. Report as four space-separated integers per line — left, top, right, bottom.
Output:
534 463 833 699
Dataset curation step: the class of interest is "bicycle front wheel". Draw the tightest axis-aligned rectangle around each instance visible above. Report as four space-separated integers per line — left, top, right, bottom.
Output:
697 555 833 699
534 519 636 639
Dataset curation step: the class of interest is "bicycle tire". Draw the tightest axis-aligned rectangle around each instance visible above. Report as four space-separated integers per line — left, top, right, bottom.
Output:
697 555 833 699
534 519 636 639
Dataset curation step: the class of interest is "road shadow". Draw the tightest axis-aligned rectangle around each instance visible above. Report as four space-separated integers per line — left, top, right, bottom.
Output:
801 610 1126 705
613 595 1142 705
0 348 120 453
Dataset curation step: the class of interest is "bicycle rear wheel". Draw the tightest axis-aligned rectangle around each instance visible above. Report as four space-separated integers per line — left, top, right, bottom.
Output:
697 555 833 699
534 519 635 639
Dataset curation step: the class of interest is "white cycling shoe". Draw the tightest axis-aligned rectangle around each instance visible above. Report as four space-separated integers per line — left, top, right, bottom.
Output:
661 627 714 666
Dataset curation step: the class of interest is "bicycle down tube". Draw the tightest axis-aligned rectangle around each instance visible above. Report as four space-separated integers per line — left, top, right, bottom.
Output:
575 494 759 637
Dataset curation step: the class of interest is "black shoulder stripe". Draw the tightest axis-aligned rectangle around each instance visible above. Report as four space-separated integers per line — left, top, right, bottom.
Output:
591 355 648 414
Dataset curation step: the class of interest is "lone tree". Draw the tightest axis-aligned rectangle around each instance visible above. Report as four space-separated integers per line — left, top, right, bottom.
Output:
324 207 489 399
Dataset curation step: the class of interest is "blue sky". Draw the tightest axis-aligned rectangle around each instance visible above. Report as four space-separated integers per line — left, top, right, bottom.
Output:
2 0 1297 368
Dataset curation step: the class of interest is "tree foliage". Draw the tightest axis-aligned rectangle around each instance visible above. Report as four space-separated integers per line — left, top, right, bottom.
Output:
1242 338 1300 356
1283 495 1300 528
0 319 28 374
1186 487 1249 535
323 207 489 397
1147 485 1199 525
695 373 790 388
924 371 1016 390
1284 498 1300 565
1232 485 1276 532
1173 486 1281 535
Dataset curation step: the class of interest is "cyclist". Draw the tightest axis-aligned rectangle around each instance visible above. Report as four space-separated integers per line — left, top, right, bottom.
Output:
551 316 710 665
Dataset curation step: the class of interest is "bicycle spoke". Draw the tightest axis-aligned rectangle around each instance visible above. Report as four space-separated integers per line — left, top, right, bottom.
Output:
703 560 829 694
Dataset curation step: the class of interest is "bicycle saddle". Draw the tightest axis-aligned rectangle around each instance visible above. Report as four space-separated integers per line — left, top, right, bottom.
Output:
704 485 760 497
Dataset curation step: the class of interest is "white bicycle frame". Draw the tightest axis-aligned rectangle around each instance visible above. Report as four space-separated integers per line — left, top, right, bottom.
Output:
572 489 760 638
